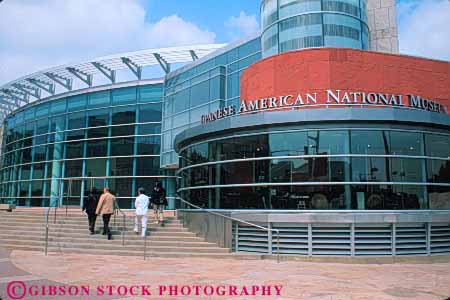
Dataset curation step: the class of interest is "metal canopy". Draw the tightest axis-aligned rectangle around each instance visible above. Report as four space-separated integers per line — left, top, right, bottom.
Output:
0 43 226 125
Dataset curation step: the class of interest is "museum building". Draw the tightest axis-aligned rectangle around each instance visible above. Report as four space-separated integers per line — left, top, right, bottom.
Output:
0 0 448 213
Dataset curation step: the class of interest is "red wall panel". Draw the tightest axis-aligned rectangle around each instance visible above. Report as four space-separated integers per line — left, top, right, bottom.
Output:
240 48 450 114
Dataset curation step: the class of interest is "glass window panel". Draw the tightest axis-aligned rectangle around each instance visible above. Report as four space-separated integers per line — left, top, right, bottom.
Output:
138 123 161 135
112 106 136 125
136 157 160 176
111 137 134 156
390 158 423 182
318 131 349 154
110 179 133 208
351 157 387 182
112 87 137 105
109 157 134 176
137 135 161 155
65 160 83 177
85 159 107 177
351 130 389 155
426 159 449 183
172 89 190 113
50 99 66 113
66 141 84 159
425 134 449 158
139 85 163 103
89 91 110 108
172 112 189 128
190 80 210 107
139 103 162 122
86 139 108 157
50 116 66 132
88 110 109 127
35 103 49 118
36 119 49 135
112 125 135 137
67 94 87 112
270 131 308 156
209 76 225 101
68 112 86 130
32 163 45 179
351 185 424 210
389 131 423 155
20 165 31 180
66 129 85 141
33 146 47 162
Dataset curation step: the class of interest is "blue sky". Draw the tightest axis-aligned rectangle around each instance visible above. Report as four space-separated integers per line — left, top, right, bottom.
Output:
145 0 261 43
0 0 449 85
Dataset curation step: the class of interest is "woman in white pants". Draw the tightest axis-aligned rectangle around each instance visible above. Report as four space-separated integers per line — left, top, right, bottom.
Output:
134 187 149 237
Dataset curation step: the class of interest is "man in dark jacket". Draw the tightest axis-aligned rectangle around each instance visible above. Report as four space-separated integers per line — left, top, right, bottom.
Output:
82 187 99 235
150 181 167 226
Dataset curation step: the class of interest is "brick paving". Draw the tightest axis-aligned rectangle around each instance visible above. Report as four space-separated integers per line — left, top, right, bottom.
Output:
0 249 448 300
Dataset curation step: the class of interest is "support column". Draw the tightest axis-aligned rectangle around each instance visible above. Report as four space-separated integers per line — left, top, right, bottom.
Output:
50 122 64 207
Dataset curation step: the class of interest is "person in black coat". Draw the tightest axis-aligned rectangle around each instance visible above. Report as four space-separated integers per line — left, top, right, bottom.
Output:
82 187 99 235
150 181 167 226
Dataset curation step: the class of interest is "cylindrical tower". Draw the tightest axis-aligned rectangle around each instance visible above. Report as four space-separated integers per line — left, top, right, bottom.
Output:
261 0 369 57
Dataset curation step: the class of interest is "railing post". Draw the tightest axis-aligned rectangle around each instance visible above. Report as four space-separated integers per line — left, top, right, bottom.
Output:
234 222 239 252
144 235 147 260
426 222 431 256
268 222 273 255
44 223 49 256
392 223 396 257
308 223 313 257
350 223 355 257
276 230 280 263
122 214 126 246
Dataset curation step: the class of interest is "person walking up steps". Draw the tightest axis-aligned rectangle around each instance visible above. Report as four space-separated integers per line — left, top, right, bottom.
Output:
150 181 167 226
82 187 99 235
96 187 116 240
134 187 149 237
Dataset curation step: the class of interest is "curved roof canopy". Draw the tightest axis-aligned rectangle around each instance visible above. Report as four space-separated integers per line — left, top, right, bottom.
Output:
0 43 226 124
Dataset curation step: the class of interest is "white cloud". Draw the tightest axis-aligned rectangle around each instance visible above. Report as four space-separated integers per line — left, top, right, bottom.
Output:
0 0 216 85
398 0 450 61
225 11 259 40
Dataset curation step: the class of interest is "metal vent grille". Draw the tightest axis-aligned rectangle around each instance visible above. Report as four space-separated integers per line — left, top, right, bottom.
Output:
430 223 450 254
355 224 393 256
395 223 427 256
311 224 351 256
233 224 268 253
271 223 308 255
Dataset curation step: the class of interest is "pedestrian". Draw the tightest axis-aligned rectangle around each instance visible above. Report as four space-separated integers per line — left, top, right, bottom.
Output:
134 187 149 237
150 181 167 226
82 187 99 235
95 187 116 240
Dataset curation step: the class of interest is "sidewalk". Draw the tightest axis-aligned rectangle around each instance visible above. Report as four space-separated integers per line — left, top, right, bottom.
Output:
1 248 449 300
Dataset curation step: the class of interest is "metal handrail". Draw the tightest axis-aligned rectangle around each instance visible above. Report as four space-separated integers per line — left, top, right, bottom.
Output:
44 205 58 256
113 200 126 246
174 197 281 263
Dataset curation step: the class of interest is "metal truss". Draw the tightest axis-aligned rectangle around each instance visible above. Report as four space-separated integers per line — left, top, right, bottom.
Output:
0 43 226 125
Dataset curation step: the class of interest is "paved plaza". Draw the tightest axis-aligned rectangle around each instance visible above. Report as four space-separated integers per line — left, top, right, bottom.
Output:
0 248 449 300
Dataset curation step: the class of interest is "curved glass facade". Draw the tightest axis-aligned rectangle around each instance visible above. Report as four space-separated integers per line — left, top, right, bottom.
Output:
261 0 369 57
0 83 177 208
178 126 450 210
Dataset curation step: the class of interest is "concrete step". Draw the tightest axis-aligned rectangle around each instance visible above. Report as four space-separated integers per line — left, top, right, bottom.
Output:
0 224 190 233
0 219 183 227
0 239 230 253
0 228 198 237
1 244 251 259
0 232 204 242
0 237 219 248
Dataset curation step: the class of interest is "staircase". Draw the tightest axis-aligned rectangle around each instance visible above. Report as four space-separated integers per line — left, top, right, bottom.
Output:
0 208 234 258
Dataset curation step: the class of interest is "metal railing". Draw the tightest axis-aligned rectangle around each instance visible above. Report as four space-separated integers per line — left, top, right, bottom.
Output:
174 197 281 263
44 204 60 256
113 201 127 246
44 195 127 256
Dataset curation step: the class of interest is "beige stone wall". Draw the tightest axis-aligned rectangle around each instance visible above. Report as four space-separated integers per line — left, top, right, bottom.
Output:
366 0 399 53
